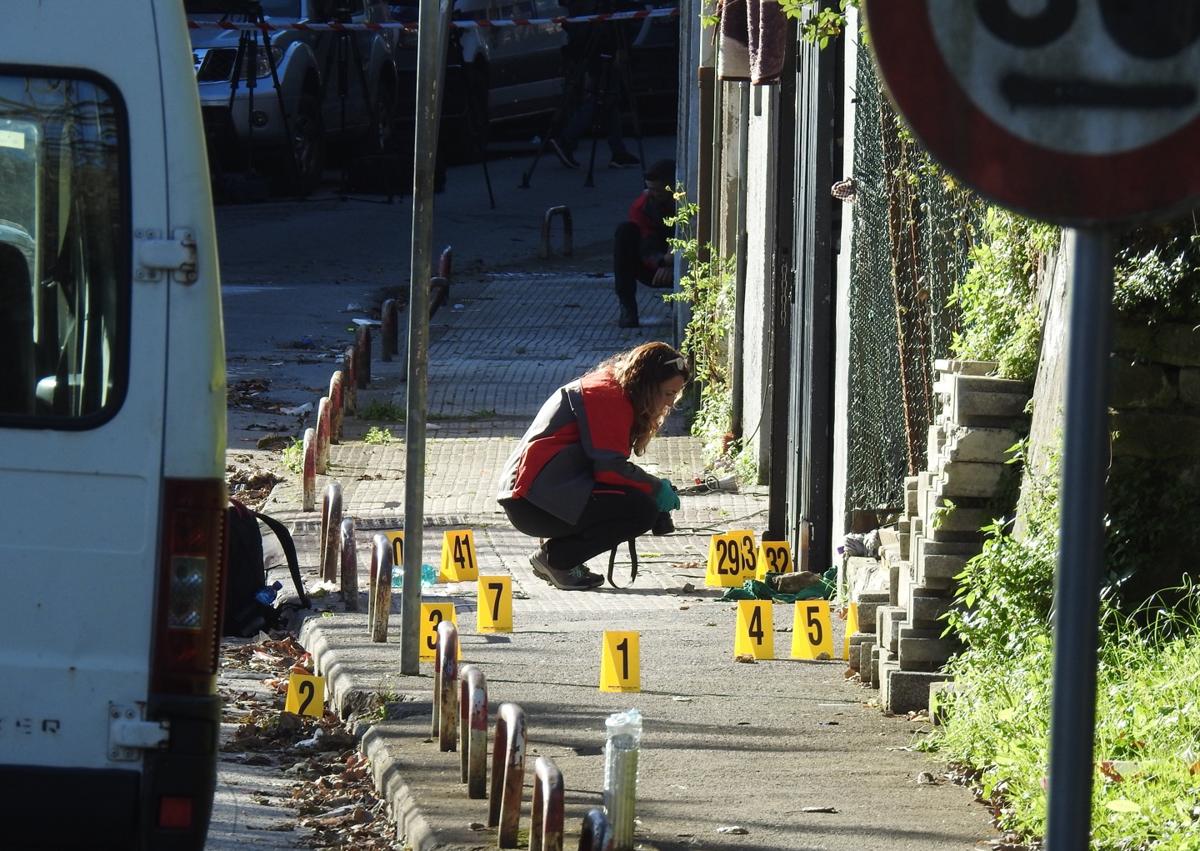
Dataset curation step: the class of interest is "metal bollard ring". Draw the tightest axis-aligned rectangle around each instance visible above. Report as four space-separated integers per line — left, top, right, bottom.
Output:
320 480 342 583
301 427 316 512
488 702 527 848
577 808 612 851
432 620 459 752
369 533 392 642
530 756 564 851
459 664 488 798
339 517 358 611
540 206 573 259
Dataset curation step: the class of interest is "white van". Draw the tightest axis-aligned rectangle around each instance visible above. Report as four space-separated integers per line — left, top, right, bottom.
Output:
0 2 226 849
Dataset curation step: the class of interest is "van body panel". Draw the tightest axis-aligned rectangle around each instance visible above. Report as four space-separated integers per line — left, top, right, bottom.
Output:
160 2 228 478
0 0 170 776
1 2 224 847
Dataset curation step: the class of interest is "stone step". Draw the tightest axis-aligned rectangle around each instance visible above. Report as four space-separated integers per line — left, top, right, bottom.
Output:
898 636 955 669
883 670 953 715
928 680 957 725
943 425 1022 464
933 358 999 377
846 631 872 672
869 645 882 690
939 460 1011 499
879 607 908 653
918 553 969 588
904 476 919 518
908 591 954 628
858 637 877 685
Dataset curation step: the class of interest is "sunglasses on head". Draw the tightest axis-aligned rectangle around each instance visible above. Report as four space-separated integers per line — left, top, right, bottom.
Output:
661 355 687 374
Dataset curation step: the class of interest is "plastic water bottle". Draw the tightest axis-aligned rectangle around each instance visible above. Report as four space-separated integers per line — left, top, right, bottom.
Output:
391 564 439 589
255 580 283 606
603 708 642 850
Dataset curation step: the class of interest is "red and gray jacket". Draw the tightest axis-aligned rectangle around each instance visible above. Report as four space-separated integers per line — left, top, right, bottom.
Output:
497 368 659 524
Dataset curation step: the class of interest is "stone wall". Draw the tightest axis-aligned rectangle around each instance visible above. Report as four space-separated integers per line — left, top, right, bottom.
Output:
845 359 1030 713
1021 237 1200 598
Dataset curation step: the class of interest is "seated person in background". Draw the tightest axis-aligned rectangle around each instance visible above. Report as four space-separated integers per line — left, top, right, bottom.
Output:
612 158 675 328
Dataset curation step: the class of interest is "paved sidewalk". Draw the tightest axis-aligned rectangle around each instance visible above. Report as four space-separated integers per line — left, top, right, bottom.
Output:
259 230 997 850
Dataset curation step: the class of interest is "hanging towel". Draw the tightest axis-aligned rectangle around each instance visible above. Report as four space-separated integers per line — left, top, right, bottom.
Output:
718 0 751 81
749 0 787 84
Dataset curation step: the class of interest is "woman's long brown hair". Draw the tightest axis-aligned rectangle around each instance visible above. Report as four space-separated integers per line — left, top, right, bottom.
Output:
599 342 690 455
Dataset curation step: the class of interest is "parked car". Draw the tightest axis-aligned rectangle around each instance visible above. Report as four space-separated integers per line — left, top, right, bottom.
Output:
187 0 399 193
1 1 226 849
390 0 569 159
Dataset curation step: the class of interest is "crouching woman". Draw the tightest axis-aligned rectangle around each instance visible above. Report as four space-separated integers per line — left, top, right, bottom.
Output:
496 341 688 590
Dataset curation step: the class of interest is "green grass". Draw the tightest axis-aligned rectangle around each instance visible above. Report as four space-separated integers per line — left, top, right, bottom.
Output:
363 426 395 445
280 437 303 474
931 596 1200 849
357 400 406 421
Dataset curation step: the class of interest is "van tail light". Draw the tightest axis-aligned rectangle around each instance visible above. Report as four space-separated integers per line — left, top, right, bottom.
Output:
151 478 227 695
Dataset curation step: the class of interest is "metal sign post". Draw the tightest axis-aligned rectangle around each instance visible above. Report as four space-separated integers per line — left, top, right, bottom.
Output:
1047 228 1112 847
863 3 1200 846
403 0 455 675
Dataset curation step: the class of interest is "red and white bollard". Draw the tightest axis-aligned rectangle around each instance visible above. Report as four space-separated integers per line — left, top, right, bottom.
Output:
316 396 331 474
301 427 316 512
459 664 488 799
530 756 565 851
320 480 342 583
339 517 358 612
438 245 452 280
328 371 344 444
432 621 459 752
343 347 357 414
489 703 527 848
369 533 391 643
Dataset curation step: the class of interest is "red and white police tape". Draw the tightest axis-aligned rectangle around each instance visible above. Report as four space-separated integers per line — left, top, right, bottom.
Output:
187 6 676 32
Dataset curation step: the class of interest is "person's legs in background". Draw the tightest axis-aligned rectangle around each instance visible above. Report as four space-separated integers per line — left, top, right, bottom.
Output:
613 221 653 328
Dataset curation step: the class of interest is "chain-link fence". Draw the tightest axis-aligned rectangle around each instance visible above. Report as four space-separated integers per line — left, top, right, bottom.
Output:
845 50 980 513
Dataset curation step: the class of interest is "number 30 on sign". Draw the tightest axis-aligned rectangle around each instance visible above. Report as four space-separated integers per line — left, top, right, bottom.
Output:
600 631 640 692
285 672 325 718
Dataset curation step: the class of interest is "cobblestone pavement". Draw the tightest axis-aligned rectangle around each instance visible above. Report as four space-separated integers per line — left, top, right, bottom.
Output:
256 244 1000 848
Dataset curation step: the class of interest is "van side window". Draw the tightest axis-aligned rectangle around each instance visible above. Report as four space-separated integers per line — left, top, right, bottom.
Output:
0 73 127 425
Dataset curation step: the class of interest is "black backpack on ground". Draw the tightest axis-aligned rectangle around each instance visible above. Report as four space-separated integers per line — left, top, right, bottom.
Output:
222 500 311 637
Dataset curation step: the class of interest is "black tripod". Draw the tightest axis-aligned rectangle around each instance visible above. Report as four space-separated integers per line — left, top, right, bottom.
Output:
222 1 300 183
520 13 647 189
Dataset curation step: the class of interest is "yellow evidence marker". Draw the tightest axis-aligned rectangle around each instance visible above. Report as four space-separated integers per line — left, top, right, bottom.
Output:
734 600 775 660
842 601 860 661
440 529 480 582
790 600 834 660
284 672 325 718
476 575 512 633
599 631 640 693
383 530 404 569
754 539 793 581
705 530 758 588
419 601 460 661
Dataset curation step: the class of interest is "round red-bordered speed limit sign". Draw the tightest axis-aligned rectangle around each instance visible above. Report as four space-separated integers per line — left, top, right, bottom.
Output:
864 1 1200 225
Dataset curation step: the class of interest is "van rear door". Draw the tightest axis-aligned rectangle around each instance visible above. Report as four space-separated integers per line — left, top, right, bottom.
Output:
0 3 222 849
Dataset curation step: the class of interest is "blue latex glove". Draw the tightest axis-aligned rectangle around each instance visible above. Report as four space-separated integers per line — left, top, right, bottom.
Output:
654 478 681 512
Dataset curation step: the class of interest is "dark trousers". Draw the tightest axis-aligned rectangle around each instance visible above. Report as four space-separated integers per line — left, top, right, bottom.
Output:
502 485 658 571
613 221 658 313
